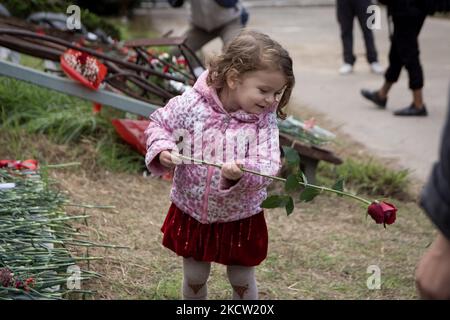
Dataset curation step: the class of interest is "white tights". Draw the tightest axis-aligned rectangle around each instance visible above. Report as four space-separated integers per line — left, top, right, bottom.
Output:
182 257 258 300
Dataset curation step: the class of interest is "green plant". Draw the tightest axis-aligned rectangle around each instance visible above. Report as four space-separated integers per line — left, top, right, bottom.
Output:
0 77 144 173
0 168 100 299
317 158 410 199
96 136 144 173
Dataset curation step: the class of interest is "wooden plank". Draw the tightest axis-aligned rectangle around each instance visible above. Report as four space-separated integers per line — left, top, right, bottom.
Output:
279 132 342 165
0 59 158 118
124 37 186 47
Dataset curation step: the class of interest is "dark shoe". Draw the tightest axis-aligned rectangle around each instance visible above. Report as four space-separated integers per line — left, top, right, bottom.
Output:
393 104 428 116
361 89 387 108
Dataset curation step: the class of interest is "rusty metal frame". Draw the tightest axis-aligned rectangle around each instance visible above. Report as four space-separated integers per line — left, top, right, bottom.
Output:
0 26 204 107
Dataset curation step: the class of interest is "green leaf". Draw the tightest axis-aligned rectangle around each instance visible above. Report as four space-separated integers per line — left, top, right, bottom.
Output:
285 196 294 215
261 195 289 208
285 174 299 193
282 146 300 169
299 187 321 202
332 178 345 197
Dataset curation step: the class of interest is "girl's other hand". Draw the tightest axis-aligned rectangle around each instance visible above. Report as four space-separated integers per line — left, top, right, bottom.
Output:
159 150 180 168
221 162 243 181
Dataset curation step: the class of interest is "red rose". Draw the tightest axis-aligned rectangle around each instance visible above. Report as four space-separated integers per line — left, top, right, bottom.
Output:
368 201 397 227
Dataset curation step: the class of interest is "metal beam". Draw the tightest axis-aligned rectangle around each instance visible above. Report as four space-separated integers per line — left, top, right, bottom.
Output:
0 59 159 117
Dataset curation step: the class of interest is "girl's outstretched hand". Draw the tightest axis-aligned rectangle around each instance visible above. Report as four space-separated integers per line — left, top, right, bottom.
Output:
159 150 180 168
221 162 244 181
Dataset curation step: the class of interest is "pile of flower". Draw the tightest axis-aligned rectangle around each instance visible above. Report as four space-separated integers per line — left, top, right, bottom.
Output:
277 116 336 146
147 50 192 93
63 50 100 84
0 164 123 299
148 51 189 75
0 268 35 292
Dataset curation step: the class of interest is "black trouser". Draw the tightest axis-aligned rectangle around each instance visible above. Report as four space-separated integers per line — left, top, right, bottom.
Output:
385 10 427 90
336 0 378 65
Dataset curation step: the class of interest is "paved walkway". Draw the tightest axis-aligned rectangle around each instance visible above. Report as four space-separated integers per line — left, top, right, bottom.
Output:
137 5 450 182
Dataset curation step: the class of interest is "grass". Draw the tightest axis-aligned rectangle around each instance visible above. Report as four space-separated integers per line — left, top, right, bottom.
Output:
317 158 411 201
0 76 145 173
107 16 160 40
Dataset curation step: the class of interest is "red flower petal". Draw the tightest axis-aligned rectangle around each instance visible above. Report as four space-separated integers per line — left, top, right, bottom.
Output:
367 201 397 226
77 52 89 65
368 202 385 224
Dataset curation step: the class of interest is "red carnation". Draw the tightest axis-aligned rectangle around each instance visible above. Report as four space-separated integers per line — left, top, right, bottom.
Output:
368 201 397 227
77 52 89 65
0 268 13 287
15 280 23 289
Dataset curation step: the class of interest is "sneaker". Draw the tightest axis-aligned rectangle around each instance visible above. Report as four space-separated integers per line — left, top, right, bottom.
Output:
339 63 353 75
370 62 384 74
393 104 428 116
360 89 387 108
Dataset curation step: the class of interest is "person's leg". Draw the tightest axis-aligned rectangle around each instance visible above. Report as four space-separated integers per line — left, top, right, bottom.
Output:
383 31 403 90
413 89 424 108
377 81 392 99
361 55 395 107
226 265 258 300
391 11 427 115
183 24 217 54
397 14 426 108
174 24 218 76
218 18 244 49
360 15 402 107
336 0 356 65
355 0 378 64
182 257 211 300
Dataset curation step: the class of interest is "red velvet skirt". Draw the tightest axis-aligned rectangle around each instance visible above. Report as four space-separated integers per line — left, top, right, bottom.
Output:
161 203 268 266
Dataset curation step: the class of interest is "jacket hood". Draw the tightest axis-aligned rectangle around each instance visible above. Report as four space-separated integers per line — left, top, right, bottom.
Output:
193 70 278 123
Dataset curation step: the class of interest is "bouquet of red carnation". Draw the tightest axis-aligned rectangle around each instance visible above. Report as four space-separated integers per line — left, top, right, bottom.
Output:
60 49 107 90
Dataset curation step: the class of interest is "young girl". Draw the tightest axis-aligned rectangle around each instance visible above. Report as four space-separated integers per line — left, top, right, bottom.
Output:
145 30 295 300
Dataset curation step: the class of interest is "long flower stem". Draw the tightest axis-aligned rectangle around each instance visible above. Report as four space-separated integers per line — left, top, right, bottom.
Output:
64 204 115 209
44 162 81 169
177 154 371 206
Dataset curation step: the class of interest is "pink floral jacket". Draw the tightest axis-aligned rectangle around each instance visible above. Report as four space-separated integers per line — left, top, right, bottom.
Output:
145 71 281 223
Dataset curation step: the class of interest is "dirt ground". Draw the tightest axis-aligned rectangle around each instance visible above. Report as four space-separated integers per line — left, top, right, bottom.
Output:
53 163 433 300
0 127 432 300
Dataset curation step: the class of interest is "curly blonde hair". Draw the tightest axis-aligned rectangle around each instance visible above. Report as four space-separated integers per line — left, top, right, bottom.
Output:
206 30 295 119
